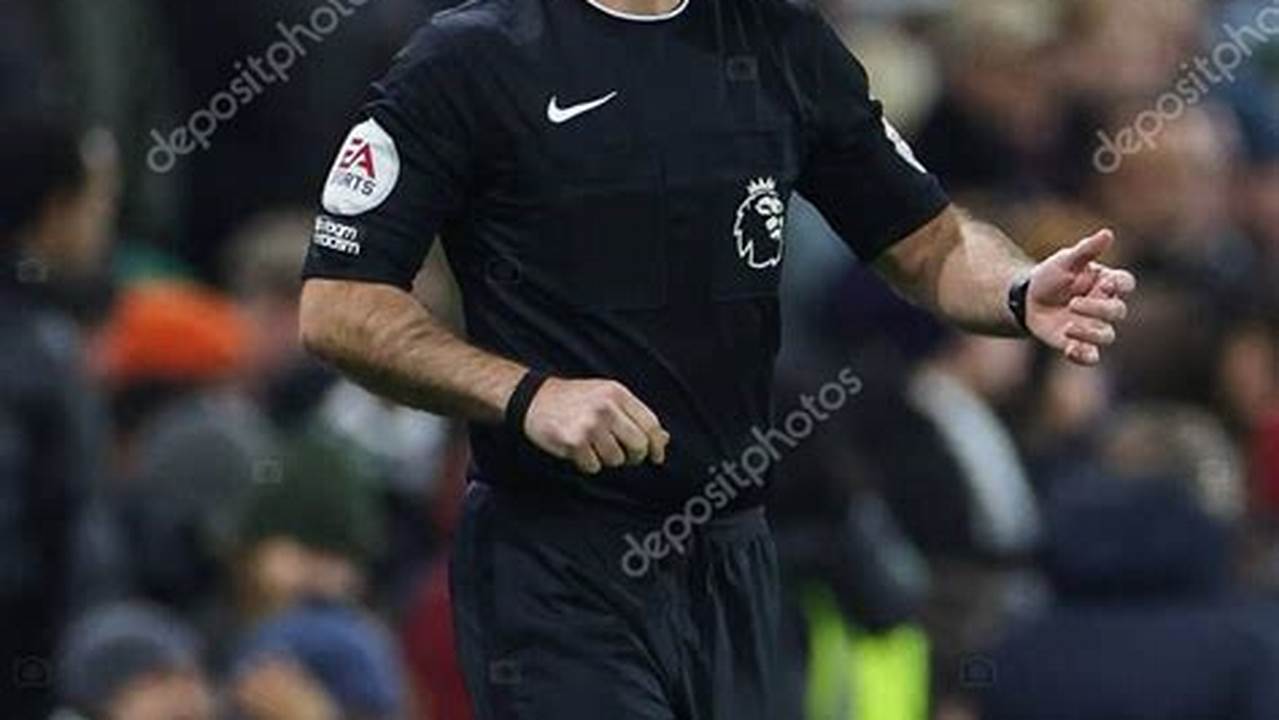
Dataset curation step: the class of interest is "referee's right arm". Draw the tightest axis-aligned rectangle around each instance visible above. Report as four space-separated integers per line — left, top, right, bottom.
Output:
299 273 668 476
300 277 525 425
298 30 666 475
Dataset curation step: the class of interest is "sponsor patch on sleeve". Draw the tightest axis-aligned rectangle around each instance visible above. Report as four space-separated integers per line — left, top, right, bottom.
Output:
322 118 401 216
312 215 363 256
882 118 929 174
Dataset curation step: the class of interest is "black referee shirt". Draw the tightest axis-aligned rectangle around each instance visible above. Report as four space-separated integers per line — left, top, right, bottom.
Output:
302 0 949 512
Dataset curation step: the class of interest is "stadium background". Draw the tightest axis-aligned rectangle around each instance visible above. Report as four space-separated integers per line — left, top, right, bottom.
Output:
3 0 1279 718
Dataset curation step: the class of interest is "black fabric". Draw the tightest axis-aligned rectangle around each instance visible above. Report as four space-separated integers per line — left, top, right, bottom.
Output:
451 481 781 720
301 0 948 513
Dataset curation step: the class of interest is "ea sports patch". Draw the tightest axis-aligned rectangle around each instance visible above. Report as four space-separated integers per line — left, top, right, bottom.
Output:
322 118 400 216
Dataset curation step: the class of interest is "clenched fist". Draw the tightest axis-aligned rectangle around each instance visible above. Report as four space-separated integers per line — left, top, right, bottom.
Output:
523 378 670 475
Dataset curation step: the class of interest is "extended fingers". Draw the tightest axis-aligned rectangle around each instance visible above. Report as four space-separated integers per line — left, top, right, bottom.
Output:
1063 230 1115 272
1049 236 1134 368
1065 318 1117 347
1089 265 1137 297
1064 341 1101 366
1061 298 1123 366
1069 296 1128 323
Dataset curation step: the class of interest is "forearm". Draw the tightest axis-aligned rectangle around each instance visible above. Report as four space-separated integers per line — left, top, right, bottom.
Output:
876 207 1033 336
932 213 1034 335
299 278 526 424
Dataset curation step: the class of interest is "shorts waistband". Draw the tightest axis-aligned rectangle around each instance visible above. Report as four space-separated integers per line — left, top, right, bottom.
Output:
466 479 768 542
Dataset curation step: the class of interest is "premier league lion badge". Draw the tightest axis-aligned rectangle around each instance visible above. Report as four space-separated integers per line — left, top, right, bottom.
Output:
734 177 786 270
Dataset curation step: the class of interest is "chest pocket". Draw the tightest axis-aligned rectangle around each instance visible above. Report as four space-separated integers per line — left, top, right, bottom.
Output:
520 133 667 312
662 127 799 303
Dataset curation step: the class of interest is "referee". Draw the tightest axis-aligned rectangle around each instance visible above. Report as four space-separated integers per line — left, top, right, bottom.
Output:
298 0 1136 717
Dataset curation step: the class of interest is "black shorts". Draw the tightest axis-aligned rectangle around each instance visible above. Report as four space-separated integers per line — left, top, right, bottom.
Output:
450 481 780 720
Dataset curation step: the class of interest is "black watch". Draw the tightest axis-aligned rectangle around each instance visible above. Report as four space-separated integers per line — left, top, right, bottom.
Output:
1007 275 1032 335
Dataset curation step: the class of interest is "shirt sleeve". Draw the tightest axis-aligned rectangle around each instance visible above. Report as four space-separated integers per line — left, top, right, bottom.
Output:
302 29 475 290
795 19 950 263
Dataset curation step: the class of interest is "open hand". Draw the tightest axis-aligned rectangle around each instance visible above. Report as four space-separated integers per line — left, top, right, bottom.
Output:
1026 229 1137 367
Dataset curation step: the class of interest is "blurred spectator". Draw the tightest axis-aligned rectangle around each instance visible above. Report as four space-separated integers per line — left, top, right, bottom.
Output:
55 601 213 720
914 0 1079 199
94 282 277 628
829 12 941 134
889 335 1044 715
981 404 1279 720
1217 315 1279 433
896 335 1040 556
0 0 73 110
399 423 476 719
0 112 112 717
97 281 252 384
1254 410 1279 529
1087 106 1252 288
223 209 338 429
154 0 428 279
223 206 452 614
779 255 1047 717
402 558 474 720
231 431 384 622
227 431 398 718
1058 0 1205 104
1109 276 1226 409
1017 351 1113 491
232 600 406 720
768 366 932 720
224 211 313 386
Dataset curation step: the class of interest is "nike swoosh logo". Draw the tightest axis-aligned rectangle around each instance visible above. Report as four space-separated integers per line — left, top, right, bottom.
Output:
547 91 619 124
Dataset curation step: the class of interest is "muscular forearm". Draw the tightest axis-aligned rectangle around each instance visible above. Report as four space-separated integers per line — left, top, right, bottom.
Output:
876 206 1033 336
932 213 1034 335
299 278 526 424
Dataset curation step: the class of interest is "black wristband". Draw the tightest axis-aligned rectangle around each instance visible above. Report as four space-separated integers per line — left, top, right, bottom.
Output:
1007 275 1032 335
505 370 550 440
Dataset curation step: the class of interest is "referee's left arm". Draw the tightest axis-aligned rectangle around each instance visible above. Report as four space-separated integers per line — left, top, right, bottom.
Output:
795 16 1135 367
874 207 1136 367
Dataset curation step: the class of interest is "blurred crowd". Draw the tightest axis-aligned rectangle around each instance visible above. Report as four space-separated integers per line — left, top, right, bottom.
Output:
2 0 1279 719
